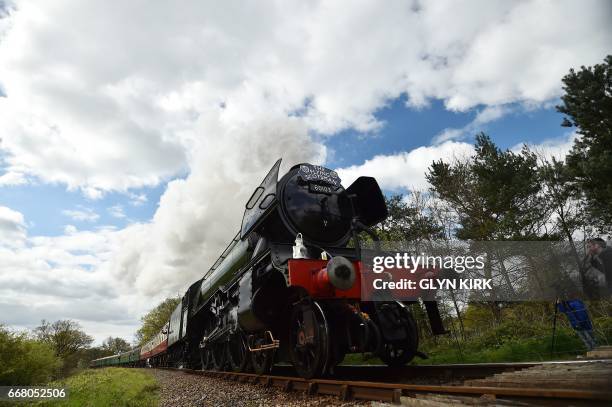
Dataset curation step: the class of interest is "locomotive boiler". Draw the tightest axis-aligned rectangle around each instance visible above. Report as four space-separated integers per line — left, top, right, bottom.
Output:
93 159 445 378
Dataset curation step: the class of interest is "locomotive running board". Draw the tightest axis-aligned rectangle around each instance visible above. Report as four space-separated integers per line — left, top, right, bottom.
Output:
247 331 280 352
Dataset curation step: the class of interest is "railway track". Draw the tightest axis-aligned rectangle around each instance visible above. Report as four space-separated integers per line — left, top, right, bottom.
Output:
273 362 540 384
159 361 612 405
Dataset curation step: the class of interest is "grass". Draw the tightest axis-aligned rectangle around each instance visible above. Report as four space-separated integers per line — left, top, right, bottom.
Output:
34 368 158 407
341 327 590 366
412 330 585 365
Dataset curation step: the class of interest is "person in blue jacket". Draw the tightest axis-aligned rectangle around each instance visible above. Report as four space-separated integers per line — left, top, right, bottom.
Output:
557 299 596 351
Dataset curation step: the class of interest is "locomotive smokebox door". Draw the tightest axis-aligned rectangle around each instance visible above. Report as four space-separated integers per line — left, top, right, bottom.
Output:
278 164 352 246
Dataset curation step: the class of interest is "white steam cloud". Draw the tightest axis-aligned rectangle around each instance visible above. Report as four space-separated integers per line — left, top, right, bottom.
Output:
105 115 325 296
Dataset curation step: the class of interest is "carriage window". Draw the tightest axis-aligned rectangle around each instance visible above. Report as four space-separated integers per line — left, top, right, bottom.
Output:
246 187 264 209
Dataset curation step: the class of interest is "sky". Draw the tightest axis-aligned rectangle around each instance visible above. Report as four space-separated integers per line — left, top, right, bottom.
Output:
0 0 610 344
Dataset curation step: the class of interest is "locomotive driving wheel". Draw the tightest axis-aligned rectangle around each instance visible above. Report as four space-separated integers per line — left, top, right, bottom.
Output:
227 333 249 372
200 347 213 370
250 336 275 375
289 300 330 379
378 305 418 367
211 341 227 370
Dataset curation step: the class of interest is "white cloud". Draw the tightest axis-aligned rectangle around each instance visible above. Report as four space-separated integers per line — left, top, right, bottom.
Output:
108 205 126 219
128 192 147 207
473 105 509 125
337 132 579 192
433 105 512 144
337 141 475 191
0 206 151 343
0 170 27 186
512 131 578 161
0 0 609 196
0 205 26 247
62 206 99 222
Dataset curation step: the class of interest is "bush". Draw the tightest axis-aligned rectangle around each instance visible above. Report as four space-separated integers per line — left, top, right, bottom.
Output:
0 326 62 385
415 325 586 365
593 316 612 345
469 319 548 349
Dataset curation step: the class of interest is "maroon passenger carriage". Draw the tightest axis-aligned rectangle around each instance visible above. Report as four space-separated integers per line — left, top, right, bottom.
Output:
140 323 169 367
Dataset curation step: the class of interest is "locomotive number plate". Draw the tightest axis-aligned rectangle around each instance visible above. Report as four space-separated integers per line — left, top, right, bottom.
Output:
298 164 341 187
309 183 337 194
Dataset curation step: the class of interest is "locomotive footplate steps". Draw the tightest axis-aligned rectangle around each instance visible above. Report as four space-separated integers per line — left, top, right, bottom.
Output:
159 367 612 405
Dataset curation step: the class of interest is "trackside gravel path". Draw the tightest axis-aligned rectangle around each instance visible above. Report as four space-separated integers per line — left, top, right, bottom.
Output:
144 368 368 406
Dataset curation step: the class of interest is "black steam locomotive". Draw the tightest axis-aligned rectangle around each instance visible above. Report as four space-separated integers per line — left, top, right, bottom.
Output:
113 160 445 378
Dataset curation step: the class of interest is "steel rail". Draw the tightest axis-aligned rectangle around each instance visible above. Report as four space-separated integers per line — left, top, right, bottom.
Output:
247 360 612 383
158 367 612 405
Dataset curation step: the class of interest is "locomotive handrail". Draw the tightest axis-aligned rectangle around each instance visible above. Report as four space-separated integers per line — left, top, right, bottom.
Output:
191 246 273 317
203 232 241 281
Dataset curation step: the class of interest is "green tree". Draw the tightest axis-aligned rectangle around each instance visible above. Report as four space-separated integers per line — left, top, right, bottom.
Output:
426 135 550 317
427 133 547 240
0 325 61 385
557 55 612 232
136 297 181 345
537 157 599 295
101 336 132 355
539 157 584 243
34 320 94 360
376 192 443 242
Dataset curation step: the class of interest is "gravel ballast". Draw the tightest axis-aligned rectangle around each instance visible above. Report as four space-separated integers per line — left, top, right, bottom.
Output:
144 368 369 406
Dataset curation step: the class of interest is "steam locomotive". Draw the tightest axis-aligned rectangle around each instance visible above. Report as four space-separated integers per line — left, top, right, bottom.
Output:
92 160 445 378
